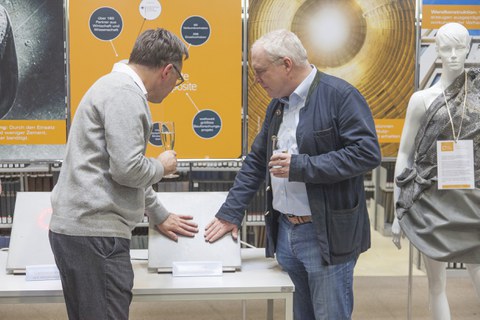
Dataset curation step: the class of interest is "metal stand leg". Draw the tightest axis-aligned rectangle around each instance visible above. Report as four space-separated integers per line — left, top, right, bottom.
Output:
242 300 247 320
408 241 413 320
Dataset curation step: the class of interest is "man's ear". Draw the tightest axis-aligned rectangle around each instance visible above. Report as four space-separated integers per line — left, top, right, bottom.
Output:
282 57 293 71
160 64 173 80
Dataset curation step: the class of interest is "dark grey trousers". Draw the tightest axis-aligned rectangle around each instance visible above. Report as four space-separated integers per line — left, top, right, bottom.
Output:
49 231 133 320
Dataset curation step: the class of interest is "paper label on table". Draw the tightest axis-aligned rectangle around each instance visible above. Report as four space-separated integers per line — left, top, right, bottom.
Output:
25 264 60 281
172 261 223 277
437 140 475 189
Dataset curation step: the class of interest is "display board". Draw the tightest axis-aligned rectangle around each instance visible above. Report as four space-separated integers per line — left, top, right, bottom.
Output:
69 0 242 159
6 192 54 274
419 0 480 91
246 0 416 158
148 192 241 273
0 0 67 161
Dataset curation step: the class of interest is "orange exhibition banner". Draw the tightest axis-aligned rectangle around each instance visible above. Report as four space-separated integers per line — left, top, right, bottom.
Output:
68 0 242 159
0 120 67 145
423 5 480 29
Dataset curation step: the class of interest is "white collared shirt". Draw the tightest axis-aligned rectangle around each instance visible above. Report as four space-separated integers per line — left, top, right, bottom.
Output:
112 61 148 97
271 66 316 216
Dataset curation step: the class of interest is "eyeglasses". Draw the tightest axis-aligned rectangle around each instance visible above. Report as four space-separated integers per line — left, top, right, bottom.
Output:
172 64 185 87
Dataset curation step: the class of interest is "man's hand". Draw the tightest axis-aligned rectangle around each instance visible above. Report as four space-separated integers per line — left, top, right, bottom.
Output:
156 213 198 241
269 152 291 178
204 218 238 243
391 217 404 250
157 150 177 176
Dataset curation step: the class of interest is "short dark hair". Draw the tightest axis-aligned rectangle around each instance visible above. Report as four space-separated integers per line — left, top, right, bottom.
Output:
129 28 189 68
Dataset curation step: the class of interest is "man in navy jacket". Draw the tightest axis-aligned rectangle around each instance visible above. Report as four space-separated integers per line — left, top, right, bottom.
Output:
205 29 381 320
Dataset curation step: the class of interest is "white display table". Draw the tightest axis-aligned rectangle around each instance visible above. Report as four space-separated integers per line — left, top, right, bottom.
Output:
0 248 293 320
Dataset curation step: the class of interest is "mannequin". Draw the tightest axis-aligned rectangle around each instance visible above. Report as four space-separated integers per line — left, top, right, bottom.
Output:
392 22 480 319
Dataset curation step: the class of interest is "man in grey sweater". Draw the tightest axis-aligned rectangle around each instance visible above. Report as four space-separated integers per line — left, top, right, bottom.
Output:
49 28 198 320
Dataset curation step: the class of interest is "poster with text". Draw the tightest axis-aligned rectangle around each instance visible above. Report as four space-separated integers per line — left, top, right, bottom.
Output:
422 0 480 34
69 0 242 159
0 0 66 161
419 1 480 93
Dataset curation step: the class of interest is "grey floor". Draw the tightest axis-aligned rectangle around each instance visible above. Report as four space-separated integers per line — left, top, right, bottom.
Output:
1 229 480 319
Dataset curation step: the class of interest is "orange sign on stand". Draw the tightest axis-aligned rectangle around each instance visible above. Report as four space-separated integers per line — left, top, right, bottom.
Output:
69 1 242 159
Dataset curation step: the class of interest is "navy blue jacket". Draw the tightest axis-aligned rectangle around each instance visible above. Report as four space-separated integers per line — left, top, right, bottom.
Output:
216 71 381 265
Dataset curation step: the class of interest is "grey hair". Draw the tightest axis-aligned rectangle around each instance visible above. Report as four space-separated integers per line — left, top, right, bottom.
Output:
251 29 309 66
129 28 189 69
435 23 471 48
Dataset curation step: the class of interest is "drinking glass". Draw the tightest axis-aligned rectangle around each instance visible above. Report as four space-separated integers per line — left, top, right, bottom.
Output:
271 135 288 169
160 121 179 178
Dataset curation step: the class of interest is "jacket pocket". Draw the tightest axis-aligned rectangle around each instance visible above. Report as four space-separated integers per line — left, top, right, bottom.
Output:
328 203 361 256
313 127 335 154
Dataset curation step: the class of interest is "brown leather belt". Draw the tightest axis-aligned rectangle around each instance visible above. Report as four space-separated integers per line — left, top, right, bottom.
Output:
286 214 312 225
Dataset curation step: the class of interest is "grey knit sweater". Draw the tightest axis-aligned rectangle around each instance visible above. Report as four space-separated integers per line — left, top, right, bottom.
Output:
50 70 169 239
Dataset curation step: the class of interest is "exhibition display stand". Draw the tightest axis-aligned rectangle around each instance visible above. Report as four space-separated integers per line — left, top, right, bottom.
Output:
0 248 294 320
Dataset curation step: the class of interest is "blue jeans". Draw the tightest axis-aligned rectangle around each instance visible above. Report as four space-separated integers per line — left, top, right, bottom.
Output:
276 215 356 320
49 231 134 320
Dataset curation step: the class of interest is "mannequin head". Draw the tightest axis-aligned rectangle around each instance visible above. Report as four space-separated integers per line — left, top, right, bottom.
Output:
435 23 471 72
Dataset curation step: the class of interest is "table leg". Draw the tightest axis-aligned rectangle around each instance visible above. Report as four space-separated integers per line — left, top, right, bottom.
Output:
267 299 274 320
285 294 293 320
